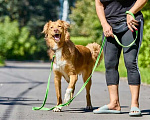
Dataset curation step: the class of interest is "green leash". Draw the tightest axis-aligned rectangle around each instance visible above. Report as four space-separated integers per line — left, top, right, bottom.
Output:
32 11 138 111
32 55 55 110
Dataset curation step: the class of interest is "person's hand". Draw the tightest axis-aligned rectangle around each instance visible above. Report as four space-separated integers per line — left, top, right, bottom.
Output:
102 23 114 38
127 14 139 32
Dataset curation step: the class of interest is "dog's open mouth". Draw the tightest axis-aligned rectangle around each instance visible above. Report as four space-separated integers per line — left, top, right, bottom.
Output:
54 34 61 42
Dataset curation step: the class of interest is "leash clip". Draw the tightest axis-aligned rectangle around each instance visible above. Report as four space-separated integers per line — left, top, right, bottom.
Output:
52 54 55 62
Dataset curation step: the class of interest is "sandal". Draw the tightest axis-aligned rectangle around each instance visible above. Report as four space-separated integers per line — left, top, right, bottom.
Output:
93 105 121 114
129 107 142 116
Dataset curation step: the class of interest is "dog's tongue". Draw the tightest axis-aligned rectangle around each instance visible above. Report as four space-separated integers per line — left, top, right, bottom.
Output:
54 34 60 41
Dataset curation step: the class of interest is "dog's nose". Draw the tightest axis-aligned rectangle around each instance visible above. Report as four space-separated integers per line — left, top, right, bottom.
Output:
54 28 58 32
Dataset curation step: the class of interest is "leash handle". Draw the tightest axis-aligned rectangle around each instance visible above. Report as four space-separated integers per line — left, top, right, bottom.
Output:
112 11 138 48
113 30 138 48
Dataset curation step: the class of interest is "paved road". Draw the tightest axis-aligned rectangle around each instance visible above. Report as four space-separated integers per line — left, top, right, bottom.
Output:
0 61 150 120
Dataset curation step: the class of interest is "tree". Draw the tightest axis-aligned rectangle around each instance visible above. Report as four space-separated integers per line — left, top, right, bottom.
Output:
0 0 60 39
0 17 37 60
0 0 60 60
69 0 102 43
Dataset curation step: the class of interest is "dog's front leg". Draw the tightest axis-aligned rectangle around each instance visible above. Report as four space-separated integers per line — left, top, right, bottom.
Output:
53 71 62 112
64 75 77 104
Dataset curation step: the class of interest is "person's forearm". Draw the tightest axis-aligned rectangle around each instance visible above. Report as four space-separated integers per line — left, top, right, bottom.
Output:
129 0 148 14
95 0 108 27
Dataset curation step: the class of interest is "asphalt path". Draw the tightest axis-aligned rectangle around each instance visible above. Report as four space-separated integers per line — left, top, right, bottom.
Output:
0 61 150 120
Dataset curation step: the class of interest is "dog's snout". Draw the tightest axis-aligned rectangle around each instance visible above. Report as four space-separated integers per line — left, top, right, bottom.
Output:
54 28 59 32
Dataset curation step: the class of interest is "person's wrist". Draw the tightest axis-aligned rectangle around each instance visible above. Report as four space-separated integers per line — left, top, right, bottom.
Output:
101 22 109 28
126 11 135 19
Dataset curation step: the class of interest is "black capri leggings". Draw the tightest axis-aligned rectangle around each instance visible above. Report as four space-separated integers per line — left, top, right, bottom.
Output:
103 19 143 86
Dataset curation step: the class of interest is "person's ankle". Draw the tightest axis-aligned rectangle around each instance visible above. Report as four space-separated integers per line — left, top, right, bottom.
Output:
131 102 139 108
108 100 121 111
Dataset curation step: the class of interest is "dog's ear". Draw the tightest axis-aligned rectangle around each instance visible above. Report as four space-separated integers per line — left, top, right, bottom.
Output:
60 21 70 41
63 21 70 30
42 21 52 37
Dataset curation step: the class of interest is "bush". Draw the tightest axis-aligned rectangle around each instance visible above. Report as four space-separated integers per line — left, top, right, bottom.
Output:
139 2 150 68
0 16 37 60
69 0 103 43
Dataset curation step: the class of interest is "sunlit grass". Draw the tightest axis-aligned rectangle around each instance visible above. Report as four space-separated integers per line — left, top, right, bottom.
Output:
140 67 150 84
71 36 93 46
0 56 5 66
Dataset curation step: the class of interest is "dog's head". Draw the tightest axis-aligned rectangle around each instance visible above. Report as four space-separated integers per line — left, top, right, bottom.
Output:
42 20 70 50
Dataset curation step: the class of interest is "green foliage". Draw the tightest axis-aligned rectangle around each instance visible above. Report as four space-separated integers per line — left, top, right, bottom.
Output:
0 0 59 39
69 0 102 43
140 67 150 84
139 2 150 68
0 55 5 66
0 0 60 60
0 17 37 60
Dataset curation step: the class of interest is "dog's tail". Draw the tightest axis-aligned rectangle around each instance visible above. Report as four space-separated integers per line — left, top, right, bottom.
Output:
86 42 103 66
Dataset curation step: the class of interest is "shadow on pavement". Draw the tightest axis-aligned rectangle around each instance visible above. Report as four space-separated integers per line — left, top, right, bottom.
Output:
1 83 43 120
0 65 50 69
141 109 150 115
63 107 98 113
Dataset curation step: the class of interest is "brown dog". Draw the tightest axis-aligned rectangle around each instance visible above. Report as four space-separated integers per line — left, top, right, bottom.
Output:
42 20 103 112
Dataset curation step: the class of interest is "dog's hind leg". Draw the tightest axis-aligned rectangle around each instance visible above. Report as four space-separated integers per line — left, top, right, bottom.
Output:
82 70 93 110
64 75 78 104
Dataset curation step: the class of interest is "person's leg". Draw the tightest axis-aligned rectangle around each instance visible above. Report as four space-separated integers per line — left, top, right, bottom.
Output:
104 35 122 110
122 19 143 114
97 35 122 111
107 85 121 111
129 85 140 108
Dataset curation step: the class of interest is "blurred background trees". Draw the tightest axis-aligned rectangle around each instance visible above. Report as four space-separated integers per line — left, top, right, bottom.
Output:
70 0 102 43
138 1 150 67
0 0 60 60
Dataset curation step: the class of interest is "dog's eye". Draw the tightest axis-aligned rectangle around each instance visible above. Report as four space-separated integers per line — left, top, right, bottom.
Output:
50 26 53 29
58 26 61 27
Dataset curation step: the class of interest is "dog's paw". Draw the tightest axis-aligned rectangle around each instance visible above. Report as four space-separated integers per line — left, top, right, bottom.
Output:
53 107 62 112
64 88 73 104
86 106 93 110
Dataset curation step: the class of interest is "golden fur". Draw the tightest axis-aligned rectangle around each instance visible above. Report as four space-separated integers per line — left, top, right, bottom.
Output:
42 20 103 112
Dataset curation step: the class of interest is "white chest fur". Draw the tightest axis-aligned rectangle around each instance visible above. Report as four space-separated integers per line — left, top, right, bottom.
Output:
53 48 69 81
54 48 66 69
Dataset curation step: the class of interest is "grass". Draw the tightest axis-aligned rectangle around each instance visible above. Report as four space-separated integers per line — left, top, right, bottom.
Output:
140 67 150 84
0 56 5 66
71 36 150 85
71 36 93 46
